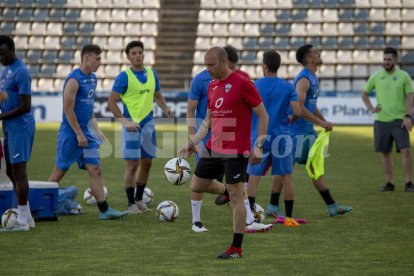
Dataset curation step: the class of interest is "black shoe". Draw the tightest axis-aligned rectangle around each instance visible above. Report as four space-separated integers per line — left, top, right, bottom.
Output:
217 246 242 259
380 182 395 192
215 194 230 205
405 182 414 192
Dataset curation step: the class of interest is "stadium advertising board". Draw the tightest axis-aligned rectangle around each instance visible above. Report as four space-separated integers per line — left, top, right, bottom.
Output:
31 92 377 125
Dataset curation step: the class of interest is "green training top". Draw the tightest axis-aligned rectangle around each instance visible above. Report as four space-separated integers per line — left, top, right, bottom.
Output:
121 67 156 124
363 68 413 122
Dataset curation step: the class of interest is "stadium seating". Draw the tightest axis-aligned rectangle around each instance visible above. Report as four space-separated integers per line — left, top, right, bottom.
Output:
0 0 413 92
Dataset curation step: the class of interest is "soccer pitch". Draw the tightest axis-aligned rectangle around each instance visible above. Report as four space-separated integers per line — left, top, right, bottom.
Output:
1 125 414 275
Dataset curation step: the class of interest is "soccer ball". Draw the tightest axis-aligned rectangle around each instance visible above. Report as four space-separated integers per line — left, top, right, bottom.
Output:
156 200 179 222
164 158 191 185
1 208 18 230
83 186 108 205
253 203 265 223
143 187 154 206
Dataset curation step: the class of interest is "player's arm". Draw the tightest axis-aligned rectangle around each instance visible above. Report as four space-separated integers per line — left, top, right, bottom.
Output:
250 103 269 164
107 91 139 131
154 90 173 118
63 78 87 147
296 78 332 131
187 99 199 136
0 94 31 121
403 92 413 131
180 109 211 158
91 114 106 142
361 90 381 113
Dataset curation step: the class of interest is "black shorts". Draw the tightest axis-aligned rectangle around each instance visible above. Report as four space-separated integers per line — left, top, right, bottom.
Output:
374 120 410 152
194 154 248 184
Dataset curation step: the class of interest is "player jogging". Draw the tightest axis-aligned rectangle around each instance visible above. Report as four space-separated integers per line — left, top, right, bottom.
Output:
48 44 128 220
246 51 302 226
269 44 352 217
180 47 269 259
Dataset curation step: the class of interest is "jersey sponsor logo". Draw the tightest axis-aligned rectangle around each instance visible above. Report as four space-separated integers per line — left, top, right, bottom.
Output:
88 89 95 98
215 97 224 109
225 83 232 93
313 88 319 97
139 88 151 95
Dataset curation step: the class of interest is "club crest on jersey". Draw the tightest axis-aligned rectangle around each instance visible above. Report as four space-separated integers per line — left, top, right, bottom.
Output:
225 84 232 93
6 70 12 79
392 76 398 81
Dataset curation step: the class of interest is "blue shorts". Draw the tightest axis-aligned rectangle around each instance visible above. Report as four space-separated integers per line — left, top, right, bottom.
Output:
55 131 100 171
122 120 156 160
290 129 317 165
247 136 294 176
3 126 35 164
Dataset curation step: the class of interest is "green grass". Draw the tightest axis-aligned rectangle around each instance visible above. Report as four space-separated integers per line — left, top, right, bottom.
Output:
1 125 414 275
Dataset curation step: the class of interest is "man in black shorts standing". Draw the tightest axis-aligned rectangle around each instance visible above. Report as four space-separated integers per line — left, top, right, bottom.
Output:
180 47 269 259
362 47 413 192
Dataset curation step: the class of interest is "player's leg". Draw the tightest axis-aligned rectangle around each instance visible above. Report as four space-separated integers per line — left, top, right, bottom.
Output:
296 130 351 216
192 157 226 194
243 177 273 233
84 163 128 220
374 121 395 191
281 174 300 226
49 131 80 183
192 147 223 232
11 162 30 229
267 136 292 218
380 152 394 189
217 157 246 259
191 175 225 194
311 175 352 217
48 167 67 182
401 148 413 191
266 176 284 217
135 157 152 212
214 166 230 205
134 122 157 212
392 121 413 192
124 160 141 213
3 128 35 231
122 126 143 213
191 191 207 232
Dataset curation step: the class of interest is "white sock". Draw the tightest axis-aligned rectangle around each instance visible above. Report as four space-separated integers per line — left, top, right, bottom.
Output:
17 205 29 226
191 200 202 224
245 199 255 225
26 201 33 219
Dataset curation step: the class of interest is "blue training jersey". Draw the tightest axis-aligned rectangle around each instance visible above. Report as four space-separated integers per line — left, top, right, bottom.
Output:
289 68 320 133
0 59 35 132
188 69 212 145
252 77 297 148
112 67 160 125
60 68 98 140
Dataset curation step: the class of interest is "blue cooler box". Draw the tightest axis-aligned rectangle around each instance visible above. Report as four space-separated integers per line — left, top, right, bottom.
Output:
0 183 14 216
0 181 59 221
27 181 59 221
